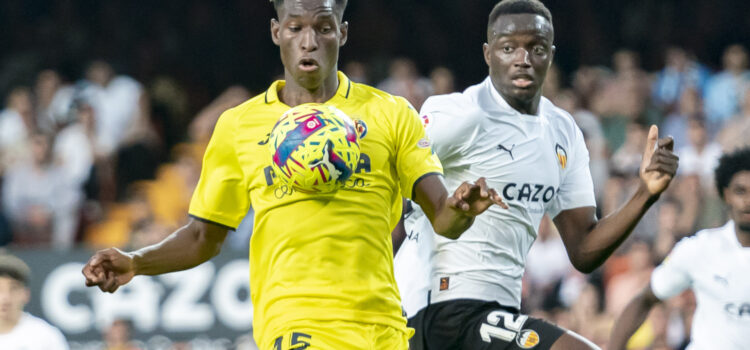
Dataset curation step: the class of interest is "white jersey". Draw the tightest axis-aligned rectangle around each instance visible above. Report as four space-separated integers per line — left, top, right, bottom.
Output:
651 221 750 350
0 312 69 350
395 77 595 315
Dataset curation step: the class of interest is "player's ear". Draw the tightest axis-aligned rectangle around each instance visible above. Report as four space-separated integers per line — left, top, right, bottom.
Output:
483 43 491 67
339 21 349 47
271 18 281 46
549 45 556 67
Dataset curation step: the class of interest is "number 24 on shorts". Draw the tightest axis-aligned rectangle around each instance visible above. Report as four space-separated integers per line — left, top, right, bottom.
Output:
274 332 312 350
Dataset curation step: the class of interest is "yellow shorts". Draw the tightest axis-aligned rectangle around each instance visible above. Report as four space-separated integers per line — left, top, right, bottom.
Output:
261 320 413 350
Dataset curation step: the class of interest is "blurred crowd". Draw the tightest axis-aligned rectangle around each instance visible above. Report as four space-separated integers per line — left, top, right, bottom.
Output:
0 43 749 349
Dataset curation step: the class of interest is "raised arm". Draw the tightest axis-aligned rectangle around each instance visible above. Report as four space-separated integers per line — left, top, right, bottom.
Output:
82 218 229 293
609 283 662 350
553 125 678 273
413 175 506 239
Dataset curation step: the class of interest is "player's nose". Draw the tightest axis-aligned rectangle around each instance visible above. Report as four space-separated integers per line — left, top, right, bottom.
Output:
513 49 532 67
300 28 318 51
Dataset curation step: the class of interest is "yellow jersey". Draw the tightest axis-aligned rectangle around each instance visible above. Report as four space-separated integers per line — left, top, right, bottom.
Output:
188 72 442 345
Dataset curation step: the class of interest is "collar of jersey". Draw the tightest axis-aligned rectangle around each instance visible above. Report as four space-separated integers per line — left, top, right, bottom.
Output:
482 76 548 122
264 71 352 106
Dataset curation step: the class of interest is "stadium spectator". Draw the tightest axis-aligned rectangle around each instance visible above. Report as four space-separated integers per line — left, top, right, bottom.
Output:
34 69 78 132
554 89 609 201
80 60 146 156
605 240 654 317
429 66 455 96
718 88 750 151
652 47 710 113
53 94 98 189
0 87 35 173
103 319 140 350
377 57 432 109
187 86 251 145
563 282 611 347
2 132 81 248
661 87 702 151
677 117 722 191
0 253 68 349
704 44 750 129
524 215 573 311
541 63 561 99
343 60 369 84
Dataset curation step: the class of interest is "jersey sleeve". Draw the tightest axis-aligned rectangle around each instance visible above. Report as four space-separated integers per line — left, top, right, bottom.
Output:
547 125 597 218
650 236 695 299
420 95 472 168
393 98 443 199
188 110 250 229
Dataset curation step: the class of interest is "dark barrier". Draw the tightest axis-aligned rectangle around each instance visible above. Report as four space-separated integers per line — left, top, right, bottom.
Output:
11 249 252 346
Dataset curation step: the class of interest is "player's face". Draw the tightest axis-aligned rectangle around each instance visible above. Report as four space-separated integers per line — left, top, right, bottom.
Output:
484 14 554 109
271 0 348 91
0 276 29 323
724 171 750 231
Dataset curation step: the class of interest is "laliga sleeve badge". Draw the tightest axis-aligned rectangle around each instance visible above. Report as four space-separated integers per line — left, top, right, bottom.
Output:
516 329 540 349
417 138 431 149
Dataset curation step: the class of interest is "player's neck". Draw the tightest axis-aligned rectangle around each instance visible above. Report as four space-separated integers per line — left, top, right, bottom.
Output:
735 223 750 247
500 90 541 115
279 70 339 107
0 314 21 334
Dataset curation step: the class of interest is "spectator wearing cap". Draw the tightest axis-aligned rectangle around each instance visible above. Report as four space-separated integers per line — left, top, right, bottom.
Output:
0 253 68 349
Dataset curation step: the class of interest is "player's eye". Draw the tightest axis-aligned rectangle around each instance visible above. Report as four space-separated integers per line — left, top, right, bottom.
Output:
533 46 547 55
320 26 333 34
502 46 514 54
288 25 301 32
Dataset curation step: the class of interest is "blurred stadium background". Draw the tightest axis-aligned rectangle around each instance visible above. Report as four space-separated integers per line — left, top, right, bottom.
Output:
1 0 750 349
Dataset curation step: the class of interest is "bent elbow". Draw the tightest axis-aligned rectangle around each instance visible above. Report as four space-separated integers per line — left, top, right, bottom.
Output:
571 258 599 274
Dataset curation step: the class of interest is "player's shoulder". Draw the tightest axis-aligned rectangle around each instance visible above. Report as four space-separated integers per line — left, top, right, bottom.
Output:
674 222 733 255
351 82 415 112
222 92 268 119
541 98 579 133
20 313 64 335
421 93 470 116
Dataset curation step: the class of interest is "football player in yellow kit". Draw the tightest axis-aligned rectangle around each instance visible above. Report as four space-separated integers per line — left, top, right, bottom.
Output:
82 0 506 349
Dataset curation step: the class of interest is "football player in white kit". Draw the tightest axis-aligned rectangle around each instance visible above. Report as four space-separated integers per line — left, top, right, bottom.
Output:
609 148 750 350
393 0 679 349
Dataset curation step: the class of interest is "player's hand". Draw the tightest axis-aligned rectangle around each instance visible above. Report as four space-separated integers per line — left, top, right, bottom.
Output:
82 248 136 293
639 125 679 195
447 177 508 216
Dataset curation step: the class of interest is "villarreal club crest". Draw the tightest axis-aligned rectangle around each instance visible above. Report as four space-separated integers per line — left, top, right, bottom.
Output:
268 103 361 193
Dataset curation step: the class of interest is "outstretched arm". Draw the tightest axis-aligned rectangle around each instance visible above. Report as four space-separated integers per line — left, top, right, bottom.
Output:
609 283 662 350
82 218 229 293
554 125 678 273
413 175 506 239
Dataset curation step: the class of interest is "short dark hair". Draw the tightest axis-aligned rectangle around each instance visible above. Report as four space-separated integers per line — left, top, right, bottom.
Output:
715 147 750 199
0 254 31 286
270 0 348 18
488 0 553 29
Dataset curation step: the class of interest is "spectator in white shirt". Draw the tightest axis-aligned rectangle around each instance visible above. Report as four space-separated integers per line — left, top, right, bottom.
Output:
0 254 68 349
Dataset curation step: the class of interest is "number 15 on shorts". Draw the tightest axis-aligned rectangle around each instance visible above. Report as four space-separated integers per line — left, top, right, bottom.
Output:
273 332 312 350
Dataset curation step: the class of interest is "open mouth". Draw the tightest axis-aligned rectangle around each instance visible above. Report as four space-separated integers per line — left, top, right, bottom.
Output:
299 58 319 72
511 74 534 88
